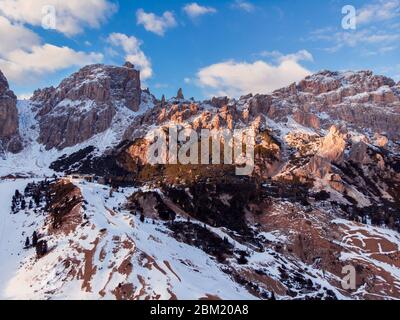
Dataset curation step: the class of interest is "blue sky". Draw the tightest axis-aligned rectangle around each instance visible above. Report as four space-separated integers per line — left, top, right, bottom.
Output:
0 0 399 100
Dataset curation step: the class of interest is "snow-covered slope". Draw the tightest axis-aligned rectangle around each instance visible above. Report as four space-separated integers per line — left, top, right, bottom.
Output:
0 179 254 300
1 177 399 300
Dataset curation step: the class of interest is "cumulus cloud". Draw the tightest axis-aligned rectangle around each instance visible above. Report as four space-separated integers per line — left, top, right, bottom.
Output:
136 9 177 36
107 33 153 80
0 44 103 82
196 52 313 97
310 27 400 53
0 16 40 53
0 15 103 82
231 0 255 13
306 1 400 54
183 3 217 18
0 0 117 36
357 0 400 25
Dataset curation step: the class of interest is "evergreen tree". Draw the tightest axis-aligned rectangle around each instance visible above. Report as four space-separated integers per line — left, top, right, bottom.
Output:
32 231 38 246
11 197 17 213
237 251 248 265
33 194 40 207
21 199 26 210
140 214 145 223
36 240 48 257
25 237 30 248
29 200 33 209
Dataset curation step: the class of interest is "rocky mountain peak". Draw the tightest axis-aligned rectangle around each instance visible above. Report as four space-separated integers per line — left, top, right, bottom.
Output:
34 63 141 112
123 61 135 69
30 63 142 150
176 88 184 100
297 70 396 95
0 70 22 154
0 70 17 102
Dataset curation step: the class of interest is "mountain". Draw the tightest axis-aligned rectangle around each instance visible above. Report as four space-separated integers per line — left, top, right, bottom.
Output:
0 64 399 300
30 62 142 150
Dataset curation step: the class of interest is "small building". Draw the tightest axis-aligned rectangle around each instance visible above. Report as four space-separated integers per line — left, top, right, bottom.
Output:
66 174 95 183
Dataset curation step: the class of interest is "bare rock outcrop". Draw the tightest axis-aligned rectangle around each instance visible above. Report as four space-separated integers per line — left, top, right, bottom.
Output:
259 70 400 140
349 141 369 164
373 133 389 148
293 110 320 130
0 70 22 153
305 126 347 179
176 88 184 100
317 126 347 164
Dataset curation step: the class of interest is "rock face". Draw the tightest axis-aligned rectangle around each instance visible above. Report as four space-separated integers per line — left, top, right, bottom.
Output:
25 67 400 153
317 125 347 164
0 70 22 153
255 70 400 140
31 63 141 150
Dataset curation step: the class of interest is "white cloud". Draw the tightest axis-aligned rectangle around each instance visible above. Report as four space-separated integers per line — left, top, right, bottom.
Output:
136 9 177 36
107 33 153 80
0 15 103 83
259 50 314 63
308 1 400 53
0 0 117 36
309 26 400 52
154 83 169 89
196 53 313 97
0 44 103 82
183 3 217 18
0 16 40 53
362 45 397 56
357 0 400 25
231 0 255 13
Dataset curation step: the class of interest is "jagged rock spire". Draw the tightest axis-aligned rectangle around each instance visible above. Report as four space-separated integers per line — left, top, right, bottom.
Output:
177 88 184 100
123 61 135 69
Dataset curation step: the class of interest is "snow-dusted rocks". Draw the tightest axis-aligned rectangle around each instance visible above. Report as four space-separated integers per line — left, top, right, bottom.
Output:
264 70 400 140
0 70 22 153
31 63 142 150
